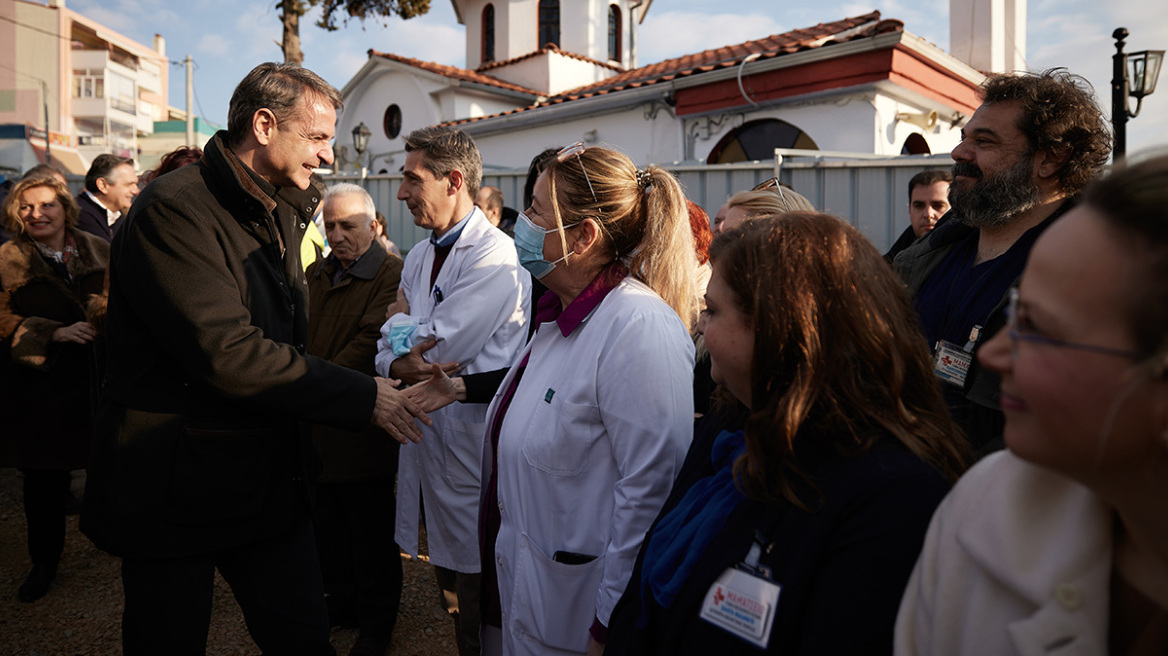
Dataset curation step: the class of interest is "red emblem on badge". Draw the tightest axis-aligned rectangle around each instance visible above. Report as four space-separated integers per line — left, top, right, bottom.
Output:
713 586 725 605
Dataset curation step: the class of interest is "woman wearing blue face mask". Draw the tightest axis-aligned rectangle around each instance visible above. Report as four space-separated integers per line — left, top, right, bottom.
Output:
416 142 698 656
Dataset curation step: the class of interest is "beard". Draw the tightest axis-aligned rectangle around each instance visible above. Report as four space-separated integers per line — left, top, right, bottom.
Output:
949 155 1040 229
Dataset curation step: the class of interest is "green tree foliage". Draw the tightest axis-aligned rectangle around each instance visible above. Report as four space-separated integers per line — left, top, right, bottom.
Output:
278 0 431 65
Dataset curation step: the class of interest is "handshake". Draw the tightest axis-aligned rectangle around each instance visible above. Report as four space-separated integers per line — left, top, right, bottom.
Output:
370 337 463 445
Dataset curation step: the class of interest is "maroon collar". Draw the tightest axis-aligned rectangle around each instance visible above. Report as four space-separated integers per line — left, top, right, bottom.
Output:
536 263 629 337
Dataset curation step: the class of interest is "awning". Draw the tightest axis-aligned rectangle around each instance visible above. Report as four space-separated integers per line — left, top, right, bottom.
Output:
30 142 88 175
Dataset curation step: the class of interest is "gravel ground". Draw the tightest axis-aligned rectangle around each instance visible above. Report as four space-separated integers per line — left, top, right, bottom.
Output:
0 468 459 656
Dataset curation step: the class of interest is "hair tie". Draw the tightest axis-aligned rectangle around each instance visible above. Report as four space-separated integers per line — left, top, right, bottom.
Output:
636 169 653 194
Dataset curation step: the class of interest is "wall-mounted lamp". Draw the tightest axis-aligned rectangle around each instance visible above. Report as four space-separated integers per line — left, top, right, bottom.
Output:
352 122 371 158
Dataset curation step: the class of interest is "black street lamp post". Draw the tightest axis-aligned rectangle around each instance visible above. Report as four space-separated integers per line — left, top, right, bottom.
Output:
1111 28 1164 161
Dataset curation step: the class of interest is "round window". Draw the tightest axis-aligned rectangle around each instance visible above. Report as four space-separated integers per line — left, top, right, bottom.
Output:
383 104 402 140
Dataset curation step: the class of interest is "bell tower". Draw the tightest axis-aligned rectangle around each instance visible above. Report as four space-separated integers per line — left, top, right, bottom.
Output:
451 0 652 95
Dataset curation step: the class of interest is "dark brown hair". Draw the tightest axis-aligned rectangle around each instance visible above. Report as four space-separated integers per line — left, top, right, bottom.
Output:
226 62 343 147
402 126 483 199
907 169 952 200
84 154 134 194
709 213 969 506
980 68 1111 194
1080 154 1168 361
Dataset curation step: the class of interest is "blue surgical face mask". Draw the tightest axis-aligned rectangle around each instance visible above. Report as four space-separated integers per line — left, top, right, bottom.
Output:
514 211 575 279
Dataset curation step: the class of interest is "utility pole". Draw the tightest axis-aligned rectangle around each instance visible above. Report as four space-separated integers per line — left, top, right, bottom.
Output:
42 80 51 165
185 55 195 147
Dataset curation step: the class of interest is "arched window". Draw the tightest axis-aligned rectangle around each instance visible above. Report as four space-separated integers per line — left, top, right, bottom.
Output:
538 0 560 48
706 119 819 164
900 133 931 155
482 4 496 64
608 5 622 63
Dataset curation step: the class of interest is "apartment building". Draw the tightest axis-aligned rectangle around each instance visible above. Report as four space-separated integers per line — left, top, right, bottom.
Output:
0 0 168 175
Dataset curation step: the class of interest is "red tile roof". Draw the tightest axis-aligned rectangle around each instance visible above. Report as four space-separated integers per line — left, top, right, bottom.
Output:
367 49 542 96
444 11 901 126
477 43 625 74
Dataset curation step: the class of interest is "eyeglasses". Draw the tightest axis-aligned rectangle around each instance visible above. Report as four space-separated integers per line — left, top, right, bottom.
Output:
752 176 789 207
1005 288 1142 359
557 142 598 204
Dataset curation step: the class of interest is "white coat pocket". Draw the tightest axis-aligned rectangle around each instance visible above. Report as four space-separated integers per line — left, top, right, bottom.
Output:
510 532 605 653
440 416 484 496
520 394 602 477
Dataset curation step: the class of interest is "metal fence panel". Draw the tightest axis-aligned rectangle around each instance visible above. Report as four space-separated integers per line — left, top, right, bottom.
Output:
321 154 954 255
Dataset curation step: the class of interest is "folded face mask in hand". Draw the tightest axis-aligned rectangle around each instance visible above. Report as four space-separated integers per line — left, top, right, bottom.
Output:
387 318 418 356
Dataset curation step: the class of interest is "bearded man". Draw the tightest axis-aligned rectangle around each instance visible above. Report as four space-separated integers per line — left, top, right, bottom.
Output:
893 68 1111 453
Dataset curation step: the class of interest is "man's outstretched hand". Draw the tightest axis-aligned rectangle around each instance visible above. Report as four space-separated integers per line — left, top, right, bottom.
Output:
372 377 432 444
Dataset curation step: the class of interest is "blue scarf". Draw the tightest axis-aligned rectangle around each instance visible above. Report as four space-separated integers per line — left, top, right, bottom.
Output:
640 429 747 618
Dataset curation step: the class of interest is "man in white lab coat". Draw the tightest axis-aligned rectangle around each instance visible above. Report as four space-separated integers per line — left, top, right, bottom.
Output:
375 126 529 656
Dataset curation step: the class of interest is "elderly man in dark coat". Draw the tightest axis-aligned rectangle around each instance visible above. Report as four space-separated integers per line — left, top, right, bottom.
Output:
306 182 405 656
80 62 429 656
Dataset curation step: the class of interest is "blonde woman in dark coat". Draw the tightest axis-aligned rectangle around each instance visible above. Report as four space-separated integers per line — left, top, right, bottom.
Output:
0 176 108 603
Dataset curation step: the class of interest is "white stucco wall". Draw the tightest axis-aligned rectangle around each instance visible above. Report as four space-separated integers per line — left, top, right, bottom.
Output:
339 68 446 172
473 102 688 169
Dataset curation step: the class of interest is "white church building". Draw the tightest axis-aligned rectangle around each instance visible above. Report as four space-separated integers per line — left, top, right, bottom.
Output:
334 0 1025 174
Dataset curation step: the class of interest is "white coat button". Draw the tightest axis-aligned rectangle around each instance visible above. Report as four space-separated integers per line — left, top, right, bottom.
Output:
497 556 504 567
1055 584 1082 610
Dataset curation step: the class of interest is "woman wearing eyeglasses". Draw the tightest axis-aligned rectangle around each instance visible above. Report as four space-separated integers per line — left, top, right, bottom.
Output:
474 142 697 656
895 155 1168 655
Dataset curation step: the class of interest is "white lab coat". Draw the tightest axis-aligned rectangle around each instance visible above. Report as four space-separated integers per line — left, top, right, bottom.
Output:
483 277 694 656
895 451 1112 656
376 207 530 573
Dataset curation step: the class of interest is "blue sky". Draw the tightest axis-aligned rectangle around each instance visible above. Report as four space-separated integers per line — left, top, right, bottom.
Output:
70 0 1168 157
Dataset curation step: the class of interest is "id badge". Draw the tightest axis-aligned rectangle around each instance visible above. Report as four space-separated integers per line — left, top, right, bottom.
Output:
699 566 780 648
933 340 972 388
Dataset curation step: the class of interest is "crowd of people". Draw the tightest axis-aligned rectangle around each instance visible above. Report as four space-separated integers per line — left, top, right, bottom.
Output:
0 59 1165 656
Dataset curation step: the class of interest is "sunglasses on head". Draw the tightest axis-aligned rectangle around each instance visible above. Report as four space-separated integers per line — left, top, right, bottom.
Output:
557 142 598 204
752 176 789 206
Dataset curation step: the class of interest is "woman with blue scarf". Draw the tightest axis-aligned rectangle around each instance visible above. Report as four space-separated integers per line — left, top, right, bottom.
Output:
605 213 970 654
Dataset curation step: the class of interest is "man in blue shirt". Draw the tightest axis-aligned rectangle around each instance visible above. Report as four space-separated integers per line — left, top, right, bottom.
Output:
894 69 1111 453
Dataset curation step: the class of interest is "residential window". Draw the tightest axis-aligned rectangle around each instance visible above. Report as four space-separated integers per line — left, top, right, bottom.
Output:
107 71 137 115
608 5 622 63
538 0 559 48
72 69 104 99
483 4 495 63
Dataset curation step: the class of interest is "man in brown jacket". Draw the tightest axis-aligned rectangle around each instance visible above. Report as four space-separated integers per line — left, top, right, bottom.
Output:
307 183 404 656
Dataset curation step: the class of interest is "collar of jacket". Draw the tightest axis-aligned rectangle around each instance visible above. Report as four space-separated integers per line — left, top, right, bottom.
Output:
956 453 1111 655
201 130 324 224
0 229 108 291
316 239 387 283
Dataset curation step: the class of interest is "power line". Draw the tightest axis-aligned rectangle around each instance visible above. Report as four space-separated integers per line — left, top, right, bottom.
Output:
168 57 213 125
0 13 73 42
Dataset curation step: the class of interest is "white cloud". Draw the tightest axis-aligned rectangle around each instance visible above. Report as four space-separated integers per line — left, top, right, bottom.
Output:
196 34 232 58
